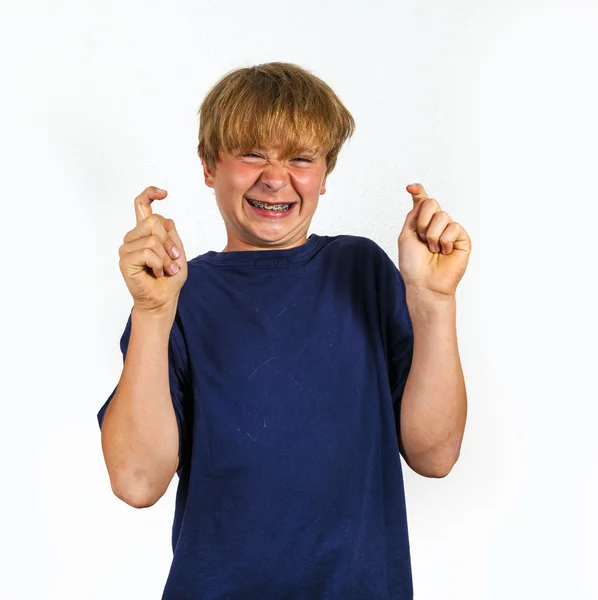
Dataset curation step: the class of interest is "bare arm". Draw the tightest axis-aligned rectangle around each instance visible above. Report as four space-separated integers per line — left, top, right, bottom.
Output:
101 303 180 508
399 288 467 478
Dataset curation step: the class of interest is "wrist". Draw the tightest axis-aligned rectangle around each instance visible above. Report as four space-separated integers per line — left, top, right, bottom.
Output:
405 284 456 306
132 299 178 327
405 285 456 324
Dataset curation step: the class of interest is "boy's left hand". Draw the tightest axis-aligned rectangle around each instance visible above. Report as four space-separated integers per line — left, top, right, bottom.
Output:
398 183 472 297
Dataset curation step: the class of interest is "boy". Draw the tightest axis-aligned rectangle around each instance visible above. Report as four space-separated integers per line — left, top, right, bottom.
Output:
97 62 470 599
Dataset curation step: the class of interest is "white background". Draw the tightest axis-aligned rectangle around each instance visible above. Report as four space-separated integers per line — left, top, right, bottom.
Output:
2 0 597 598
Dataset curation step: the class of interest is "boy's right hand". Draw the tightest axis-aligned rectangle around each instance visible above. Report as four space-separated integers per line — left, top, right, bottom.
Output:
119 186 188 314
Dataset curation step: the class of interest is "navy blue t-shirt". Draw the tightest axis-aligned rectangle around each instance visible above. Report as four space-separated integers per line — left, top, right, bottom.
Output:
97 233 415 599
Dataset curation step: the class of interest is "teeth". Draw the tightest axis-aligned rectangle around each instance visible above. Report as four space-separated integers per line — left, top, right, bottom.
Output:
247 198 292 211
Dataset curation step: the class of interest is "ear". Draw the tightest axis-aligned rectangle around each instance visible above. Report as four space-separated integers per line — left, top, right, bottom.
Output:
320 176 327 195
200 153 216 189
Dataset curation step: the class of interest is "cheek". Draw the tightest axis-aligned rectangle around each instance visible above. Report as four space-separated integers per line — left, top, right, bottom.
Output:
291 172 324 193
218 177 253 197
234 166 262 191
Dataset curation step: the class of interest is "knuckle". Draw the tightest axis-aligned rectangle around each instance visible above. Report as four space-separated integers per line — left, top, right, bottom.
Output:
142 248 155 263
149 236 165 254
149 213 166 229
134 190 148 204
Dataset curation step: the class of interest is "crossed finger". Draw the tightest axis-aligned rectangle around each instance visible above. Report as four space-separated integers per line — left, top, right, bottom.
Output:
135 186 168 225
405 183 470 254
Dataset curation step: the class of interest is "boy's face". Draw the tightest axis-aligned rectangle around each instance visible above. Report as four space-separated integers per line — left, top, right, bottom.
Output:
201 147 327 252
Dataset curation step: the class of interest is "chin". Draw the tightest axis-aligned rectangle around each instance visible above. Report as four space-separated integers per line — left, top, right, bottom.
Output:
251 229 292 245
244 224 306 249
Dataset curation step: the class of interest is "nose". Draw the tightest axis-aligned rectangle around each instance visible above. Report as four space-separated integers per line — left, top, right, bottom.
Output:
258 160 289 193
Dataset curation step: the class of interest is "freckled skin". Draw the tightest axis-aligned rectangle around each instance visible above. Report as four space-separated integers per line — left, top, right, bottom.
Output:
200 149 328 252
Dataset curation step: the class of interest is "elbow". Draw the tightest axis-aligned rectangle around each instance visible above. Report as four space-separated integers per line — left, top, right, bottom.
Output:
402 446 461 479
113 487 159 509
419 463 454 479
421 450 460 478
100 439 178 509
109 475 166 509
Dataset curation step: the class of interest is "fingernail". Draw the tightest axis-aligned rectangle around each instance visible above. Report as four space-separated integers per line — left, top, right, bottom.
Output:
429 244 438 253
156 187 166 193
418 232 426 242
170 245 181 259
169 263 179 274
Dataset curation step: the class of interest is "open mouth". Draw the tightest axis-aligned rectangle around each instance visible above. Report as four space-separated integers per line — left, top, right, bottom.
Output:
245 197 296 213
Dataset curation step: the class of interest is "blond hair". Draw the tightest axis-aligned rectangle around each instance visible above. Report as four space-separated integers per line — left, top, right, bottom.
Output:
197 62 355 175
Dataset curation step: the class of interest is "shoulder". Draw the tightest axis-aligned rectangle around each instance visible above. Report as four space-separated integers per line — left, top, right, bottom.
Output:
325 233 380 251
325 234 388 260
326 234 398 274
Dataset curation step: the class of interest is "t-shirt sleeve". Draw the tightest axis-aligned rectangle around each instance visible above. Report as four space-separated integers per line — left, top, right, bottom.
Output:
377 247 414 413
96 308 191 474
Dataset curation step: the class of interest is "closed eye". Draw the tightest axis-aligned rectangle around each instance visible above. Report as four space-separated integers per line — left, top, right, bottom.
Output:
241 153 314 163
